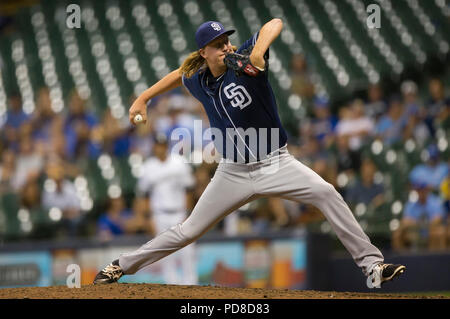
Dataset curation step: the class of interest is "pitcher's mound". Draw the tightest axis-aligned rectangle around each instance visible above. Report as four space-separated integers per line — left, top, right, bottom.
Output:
0 284 448 299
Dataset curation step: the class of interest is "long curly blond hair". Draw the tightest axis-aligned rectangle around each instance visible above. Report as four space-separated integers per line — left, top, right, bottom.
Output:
179 46 237 78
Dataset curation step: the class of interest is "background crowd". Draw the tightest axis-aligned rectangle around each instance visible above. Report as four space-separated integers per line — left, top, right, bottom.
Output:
1 44 449 253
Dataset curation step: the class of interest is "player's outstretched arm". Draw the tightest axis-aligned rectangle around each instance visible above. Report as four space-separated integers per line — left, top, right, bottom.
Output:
250 18 283 70
129 68 183 125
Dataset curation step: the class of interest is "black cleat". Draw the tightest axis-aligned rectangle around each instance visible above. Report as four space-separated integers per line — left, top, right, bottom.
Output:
369 263 406 288
93 259 123 284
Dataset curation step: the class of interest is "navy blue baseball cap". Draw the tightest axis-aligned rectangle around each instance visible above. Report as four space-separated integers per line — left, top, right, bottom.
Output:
195 21 235 49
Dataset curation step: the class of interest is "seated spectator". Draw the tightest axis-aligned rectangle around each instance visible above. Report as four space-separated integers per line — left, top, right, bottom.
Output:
345 157 385 209
10 135 44 192
129 118 154 158
298 135 329 168
192 162 216 205
409 144 448 191
392 181 446 251
333 134 361 176
20 178 41 211
309 155 338 189
124 197 156 235
331 105 363 175
374 95 407 146
30 87 63 153
290 53 315 101
365 83 387 121
64 89 101 161
309 96 338 148
426 78 450 136
401 80 431 146
97 195 133 241
0 149 16 194
440 173 450 215
336 99 374 152
3 92 30 152
440 174 450 247
41 157 82 237
250 197 289 234
101 108 132 158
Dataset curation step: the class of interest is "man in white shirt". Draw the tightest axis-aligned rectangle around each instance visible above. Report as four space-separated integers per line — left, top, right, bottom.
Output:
136 133 197 285
336 99 375 151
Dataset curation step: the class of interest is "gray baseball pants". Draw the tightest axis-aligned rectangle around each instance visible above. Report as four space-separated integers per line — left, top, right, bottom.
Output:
119 145 384 276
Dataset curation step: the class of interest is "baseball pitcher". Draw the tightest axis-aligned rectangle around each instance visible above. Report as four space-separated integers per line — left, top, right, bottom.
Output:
94 19 405 288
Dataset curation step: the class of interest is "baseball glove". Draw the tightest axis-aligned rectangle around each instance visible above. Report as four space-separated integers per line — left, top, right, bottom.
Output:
224 45 268 77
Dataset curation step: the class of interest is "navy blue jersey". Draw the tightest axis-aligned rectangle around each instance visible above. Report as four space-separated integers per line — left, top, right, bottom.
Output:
182 32 288 163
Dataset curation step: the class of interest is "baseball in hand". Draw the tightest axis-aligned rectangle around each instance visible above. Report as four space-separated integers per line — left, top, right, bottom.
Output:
134 114 143 124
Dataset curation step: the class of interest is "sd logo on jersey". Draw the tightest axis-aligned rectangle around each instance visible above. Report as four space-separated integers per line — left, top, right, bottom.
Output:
223 83 252 110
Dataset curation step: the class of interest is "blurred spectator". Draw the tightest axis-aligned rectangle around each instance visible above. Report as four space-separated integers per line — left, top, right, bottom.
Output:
374 95 407 145
365 83 387 121
124 197 156 235
392 182 446 251
345 157 385 209
30 87 62 153
97 196 133 241
331 106 362 175
426 78 450 135
333 134 361 176
64 89 101 161
308 96 337 148
409 144 448 191
316 157 338 186
19 178 41 211
440 174 450 248
401 80 431 146
0 149 16 194
251 197 289 233
401 80 423 116
41 157 82 237
440 173 450 213
129 119 155 158
101 108 132 157
10 135 44 192
286 141 302 159
5 92 29 127
192 163 215 204
336 99 374 152
3 92 29 152
290 53 315 101
298 135 329 168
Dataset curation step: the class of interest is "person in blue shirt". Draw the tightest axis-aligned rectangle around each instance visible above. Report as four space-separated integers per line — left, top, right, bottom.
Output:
409 144 449 191
3 92 30 152
392 181 446 251
309 96 338 149
97 196 133 241
94 19 405 287
374 95 408 146
64 89 102 161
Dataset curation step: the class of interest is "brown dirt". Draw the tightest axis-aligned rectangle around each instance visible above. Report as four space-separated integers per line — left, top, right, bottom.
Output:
0 284 448 299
